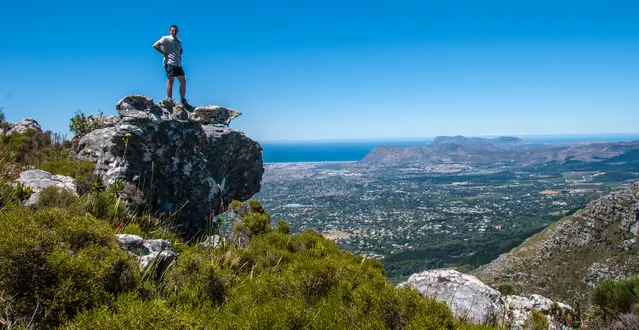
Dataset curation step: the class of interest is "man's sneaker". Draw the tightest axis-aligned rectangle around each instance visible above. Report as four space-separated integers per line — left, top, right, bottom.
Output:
181 98 193 109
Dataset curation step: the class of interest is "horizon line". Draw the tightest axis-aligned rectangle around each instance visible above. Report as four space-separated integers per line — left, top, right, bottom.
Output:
259 132 639 144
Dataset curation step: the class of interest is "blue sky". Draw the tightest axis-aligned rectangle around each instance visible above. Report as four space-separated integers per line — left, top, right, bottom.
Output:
2 0 639 142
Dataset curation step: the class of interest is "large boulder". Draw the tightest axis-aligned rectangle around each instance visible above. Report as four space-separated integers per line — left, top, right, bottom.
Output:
14 169 77 205
399 269 576 329
399 269 505 325
75 95 263 237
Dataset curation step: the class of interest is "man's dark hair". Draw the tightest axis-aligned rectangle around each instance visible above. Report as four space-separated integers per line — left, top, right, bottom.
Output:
170 25 178 30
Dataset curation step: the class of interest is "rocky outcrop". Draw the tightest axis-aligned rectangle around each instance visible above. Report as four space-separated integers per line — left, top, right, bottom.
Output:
4 118 43 136
473 184 639 307
75 95 264 236
116 234 177 278
400 269 575 329
14 169 77 205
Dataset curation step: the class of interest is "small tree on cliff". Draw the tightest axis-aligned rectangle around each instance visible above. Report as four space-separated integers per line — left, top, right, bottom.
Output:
233 200 272 240
69 109 106 139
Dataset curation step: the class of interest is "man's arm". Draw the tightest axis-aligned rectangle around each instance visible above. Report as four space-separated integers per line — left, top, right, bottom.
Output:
153 38 166 55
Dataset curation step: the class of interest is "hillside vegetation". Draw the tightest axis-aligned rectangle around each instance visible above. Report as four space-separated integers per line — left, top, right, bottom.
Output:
1 112 638 329
0 114 496 329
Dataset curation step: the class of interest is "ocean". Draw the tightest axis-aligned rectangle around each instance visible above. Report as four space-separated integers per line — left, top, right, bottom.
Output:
260 134 639 163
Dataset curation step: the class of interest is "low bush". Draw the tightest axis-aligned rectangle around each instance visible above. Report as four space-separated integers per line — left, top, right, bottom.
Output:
0 207 140 328
60 203 496 329
525 310 549 330
233 210 272 239
498 283 515 296
277 219 290 234
590 275 639 315
35 186 82 212
63 293 204 330
69 109 107 139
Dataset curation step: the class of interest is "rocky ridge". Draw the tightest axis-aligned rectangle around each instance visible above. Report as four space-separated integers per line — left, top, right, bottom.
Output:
75 95 264 236
473 183 639 307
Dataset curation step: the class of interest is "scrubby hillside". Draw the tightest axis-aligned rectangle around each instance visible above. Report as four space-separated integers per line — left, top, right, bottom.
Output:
473 183 639 308
0 111 496 329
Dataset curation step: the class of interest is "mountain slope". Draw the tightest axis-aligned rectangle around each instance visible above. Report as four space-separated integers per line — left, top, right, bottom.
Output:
472 183 639 307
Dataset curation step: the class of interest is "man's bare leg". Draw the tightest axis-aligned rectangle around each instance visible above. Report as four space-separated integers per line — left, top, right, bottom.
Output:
177 75 187 100
166 76 175 100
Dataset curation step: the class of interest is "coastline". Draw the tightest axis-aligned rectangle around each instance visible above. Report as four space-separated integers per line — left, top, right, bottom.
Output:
263 160 359 165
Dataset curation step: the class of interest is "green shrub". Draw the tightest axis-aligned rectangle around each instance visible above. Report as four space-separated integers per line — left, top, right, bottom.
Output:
163 248 231 308
69 109 106 139
0 207 140 328
233 211 272 239
0 129 53 165
35 186 81 212
248 199 265 214
0 141 18 180
498 283 515 296
277 219 290 234
455 264 473 274
228 199 242 213
591 276 639 315
120 222 145 237
525 310 549 330
50 213 498 329
0 128 95 193
38 155 95 194
65 293 204 330
83 189 121 221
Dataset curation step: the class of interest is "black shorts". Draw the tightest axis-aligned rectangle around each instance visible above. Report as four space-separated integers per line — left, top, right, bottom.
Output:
165 64 185 77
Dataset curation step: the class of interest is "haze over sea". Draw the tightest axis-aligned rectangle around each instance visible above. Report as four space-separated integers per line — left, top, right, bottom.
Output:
261 133 639 163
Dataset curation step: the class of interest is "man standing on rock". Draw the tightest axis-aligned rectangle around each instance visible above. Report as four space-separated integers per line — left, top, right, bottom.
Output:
153 25 192 108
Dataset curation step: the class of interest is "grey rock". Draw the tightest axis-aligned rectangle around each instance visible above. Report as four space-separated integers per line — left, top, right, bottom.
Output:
618 238 636 252
399 269 505 325
199 235 224 248
14 169 77 205
189 105 242 126
93 115 119 127
116 234 177 277
116 95 169 122
6 118 42 136
116 234 146 255
76 94 263 236
505 294 572 329
586 262 624 287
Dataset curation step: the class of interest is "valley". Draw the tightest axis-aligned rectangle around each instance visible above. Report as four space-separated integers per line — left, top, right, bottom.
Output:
254 138 639 282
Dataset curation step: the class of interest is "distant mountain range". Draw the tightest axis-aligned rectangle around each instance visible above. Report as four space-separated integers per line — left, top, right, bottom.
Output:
360 135 639 166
